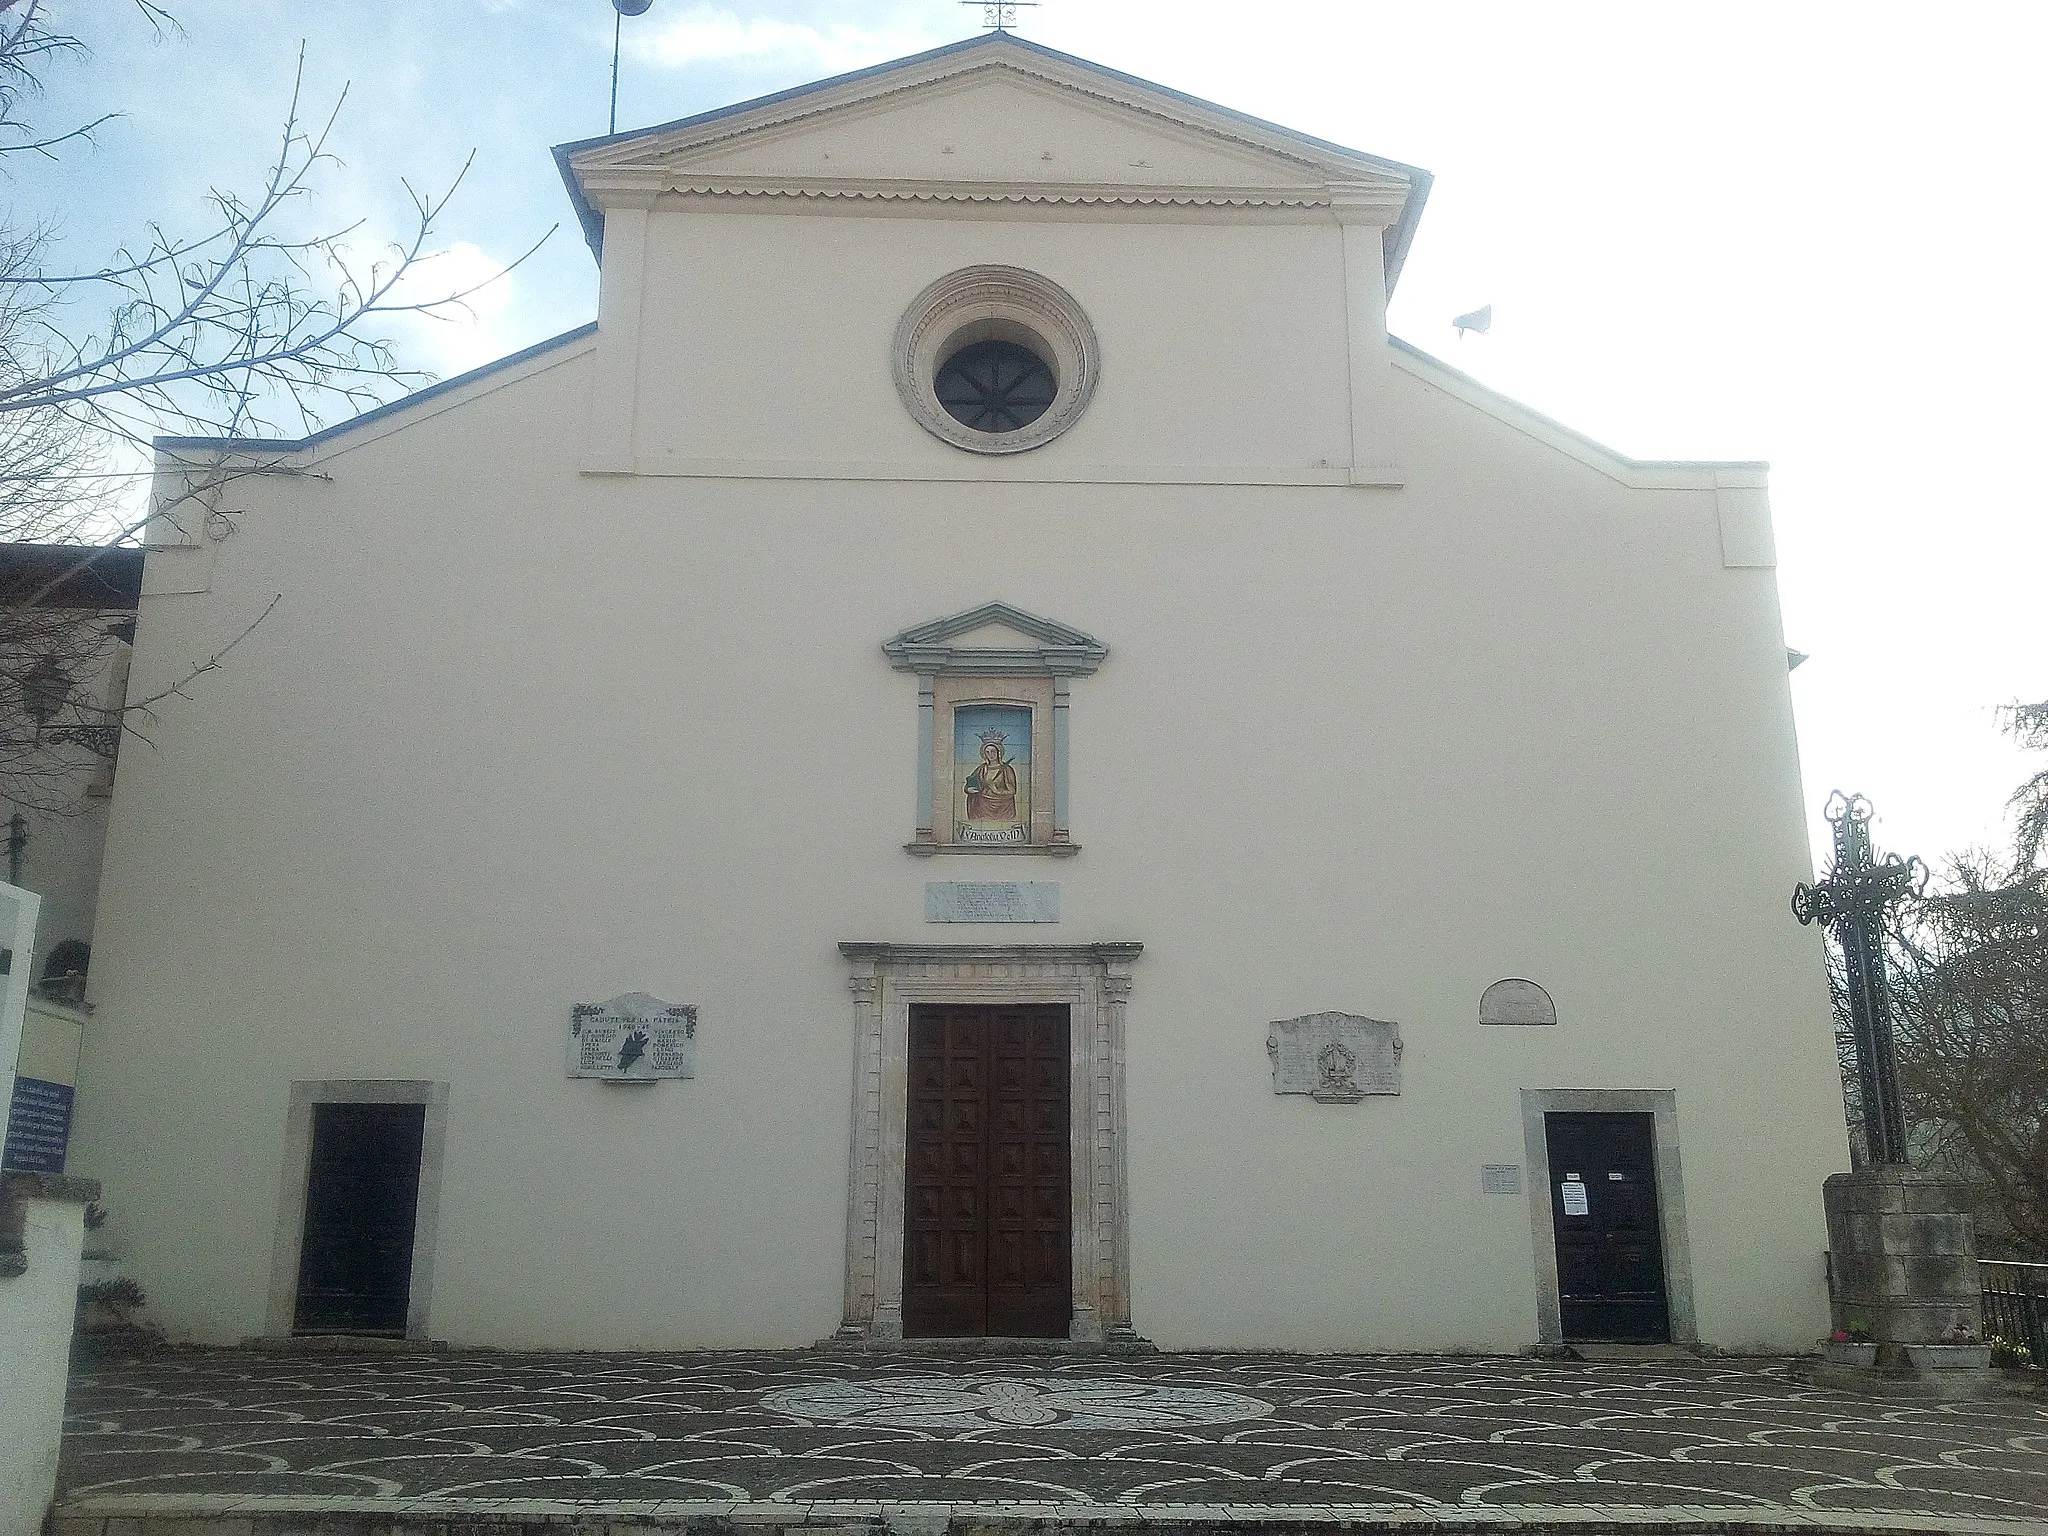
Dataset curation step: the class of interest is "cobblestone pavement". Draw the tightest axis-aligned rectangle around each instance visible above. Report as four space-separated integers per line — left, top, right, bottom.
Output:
57 1348 2048 1527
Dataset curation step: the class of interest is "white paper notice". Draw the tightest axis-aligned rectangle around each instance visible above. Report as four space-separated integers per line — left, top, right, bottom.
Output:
1560 1178 1590 1217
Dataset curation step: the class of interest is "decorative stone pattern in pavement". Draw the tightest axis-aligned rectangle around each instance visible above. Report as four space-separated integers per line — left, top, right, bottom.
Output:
760 1375 1273 1429
57 1349 2048 1525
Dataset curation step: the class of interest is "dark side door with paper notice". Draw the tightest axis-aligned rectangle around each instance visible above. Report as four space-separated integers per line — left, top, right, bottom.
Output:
292 1102 425 1337
1544 1111 1671 1342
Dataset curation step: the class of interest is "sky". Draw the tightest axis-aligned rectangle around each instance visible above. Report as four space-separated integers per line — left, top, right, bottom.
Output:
16 0 2046 876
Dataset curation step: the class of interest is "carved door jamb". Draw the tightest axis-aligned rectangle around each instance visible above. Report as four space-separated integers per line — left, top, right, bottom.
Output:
836 941 1141 1345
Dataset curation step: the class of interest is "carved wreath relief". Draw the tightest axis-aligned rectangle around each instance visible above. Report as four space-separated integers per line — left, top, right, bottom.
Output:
1268 1012 1402 1102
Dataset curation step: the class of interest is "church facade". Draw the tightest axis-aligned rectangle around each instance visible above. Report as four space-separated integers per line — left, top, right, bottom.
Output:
72 34 1844 1352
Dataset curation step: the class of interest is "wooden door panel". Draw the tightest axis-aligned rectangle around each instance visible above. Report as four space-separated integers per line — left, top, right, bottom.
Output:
293 1102 425 1337
1545 1111 1671 1343
904 1003 1070 1339
906 1230 942 1287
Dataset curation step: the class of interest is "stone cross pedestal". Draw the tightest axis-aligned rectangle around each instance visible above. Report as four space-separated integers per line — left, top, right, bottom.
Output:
1796 796 2009 1398
1821 1167 2005 1397
1825 1167 1980 1348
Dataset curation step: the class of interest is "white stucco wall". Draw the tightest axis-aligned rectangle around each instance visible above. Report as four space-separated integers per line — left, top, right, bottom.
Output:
0 1196 87 1536
7 800 110 963
72 113 1845 1355
630 212 1355 473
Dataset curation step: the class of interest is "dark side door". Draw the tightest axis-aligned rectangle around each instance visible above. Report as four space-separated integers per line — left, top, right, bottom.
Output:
904 1003 1071 1338
1544 1111 1672 1343
293 1101 426 1336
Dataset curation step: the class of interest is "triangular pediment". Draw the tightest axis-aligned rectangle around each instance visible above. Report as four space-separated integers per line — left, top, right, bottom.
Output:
602 68 1353 191
883 601 1107 676
558 34 1427 273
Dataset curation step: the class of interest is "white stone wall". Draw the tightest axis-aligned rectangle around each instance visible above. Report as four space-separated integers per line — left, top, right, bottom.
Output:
73 168 1843 1354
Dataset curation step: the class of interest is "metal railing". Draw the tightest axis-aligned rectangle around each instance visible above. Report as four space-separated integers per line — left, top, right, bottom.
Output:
1981 1260 2048 1360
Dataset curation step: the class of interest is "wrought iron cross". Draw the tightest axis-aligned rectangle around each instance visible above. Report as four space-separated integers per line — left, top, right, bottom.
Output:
963 1 1039 30
1792 791 1926 1167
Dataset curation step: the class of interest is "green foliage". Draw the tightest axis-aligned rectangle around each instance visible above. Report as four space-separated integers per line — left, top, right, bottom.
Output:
1988 1335 2034 1368
78 1276 146 1313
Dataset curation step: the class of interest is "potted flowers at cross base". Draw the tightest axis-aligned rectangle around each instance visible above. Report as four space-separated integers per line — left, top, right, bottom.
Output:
1901 1314 1993 1370
1823 1324 1877 1366
1989 1336 2035 1373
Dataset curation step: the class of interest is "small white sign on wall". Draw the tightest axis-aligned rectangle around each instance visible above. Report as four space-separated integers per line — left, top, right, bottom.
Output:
1480 1163 1523 1195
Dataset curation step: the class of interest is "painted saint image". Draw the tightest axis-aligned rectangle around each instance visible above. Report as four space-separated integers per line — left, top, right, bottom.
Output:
965 733 1018 821
953 705 1031 842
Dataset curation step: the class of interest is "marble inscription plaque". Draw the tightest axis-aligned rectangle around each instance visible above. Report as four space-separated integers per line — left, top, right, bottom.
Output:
925 881 1060 924
1267 1012 1402 1102
568 991 697 1080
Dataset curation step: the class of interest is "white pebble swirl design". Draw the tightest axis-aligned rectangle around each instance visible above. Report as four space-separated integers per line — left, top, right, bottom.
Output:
762 1374 1273 1430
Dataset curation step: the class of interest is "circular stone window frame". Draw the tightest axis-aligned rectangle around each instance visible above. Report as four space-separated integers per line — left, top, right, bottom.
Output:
893 265 1100 456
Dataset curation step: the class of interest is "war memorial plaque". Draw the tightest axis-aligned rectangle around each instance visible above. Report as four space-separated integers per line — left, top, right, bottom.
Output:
568 992 697 1080
1267 1012 1402 1102
925 881 1060 923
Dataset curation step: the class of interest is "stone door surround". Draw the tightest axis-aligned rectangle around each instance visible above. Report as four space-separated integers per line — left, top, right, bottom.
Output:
264 1079 450 1341
837 942 1142 1345
1519 1087 1698 1348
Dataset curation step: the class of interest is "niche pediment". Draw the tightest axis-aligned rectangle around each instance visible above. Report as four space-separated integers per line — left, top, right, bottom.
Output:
884 602 1104 857
883 601 1105 677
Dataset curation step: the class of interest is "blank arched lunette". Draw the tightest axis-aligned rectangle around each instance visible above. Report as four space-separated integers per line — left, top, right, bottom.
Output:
1480 978 1556 1026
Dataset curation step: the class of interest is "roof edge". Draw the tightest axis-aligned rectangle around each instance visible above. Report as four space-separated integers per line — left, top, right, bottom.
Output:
554 31 1431 286
0 543 144 609
155 323 598 457
1389 335 1768 480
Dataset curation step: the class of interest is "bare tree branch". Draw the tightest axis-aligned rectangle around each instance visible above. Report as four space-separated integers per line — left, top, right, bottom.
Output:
121 591 280 720
0 5 550 817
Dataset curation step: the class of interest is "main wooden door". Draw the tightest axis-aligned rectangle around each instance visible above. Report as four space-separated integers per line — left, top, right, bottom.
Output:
293 1102 426 1336
1544 1111 1672 1343
904 1004 1071 1337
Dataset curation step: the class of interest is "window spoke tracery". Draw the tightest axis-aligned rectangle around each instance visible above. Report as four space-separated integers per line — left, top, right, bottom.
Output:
934 340 1058 433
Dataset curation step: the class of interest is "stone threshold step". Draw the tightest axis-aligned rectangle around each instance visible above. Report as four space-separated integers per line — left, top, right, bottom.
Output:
51 1498 2048 1536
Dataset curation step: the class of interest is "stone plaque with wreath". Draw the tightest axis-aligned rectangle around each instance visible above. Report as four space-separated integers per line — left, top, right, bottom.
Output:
1267 1012 1402 1102
567 992 697 1081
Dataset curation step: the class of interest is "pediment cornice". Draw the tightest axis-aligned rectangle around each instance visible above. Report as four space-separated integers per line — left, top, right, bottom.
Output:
883 601 1107 677
573 170 1398 216
556 35 1429 279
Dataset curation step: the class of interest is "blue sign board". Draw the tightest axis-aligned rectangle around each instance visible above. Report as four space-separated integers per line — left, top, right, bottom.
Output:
2 1076 74 1173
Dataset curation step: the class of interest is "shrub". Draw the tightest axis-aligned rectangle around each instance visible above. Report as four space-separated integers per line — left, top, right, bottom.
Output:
1989 1335 2034 1368
78 1277 146 1313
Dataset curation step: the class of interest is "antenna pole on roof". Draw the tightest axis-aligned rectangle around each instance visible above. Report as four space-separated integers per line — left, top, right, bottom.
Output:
963 1 1039 31
610 0 655 135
